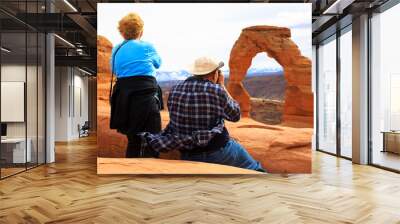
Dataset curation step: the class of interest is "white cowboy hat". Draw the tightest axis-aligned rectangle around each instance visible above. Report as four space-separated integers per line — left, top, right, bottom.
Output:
188 56 224 76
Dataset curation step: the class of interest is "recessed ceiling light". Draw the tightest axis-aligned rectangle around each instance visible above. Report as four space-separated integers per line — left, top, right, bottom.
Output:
78 67 93 76
323 0 355 15
63 0 78 12
54 34 75 48
1 47 11 53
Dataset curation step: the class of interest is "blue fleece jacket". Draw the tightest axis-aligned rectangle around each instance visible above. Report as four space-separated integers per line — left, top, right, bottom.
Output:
110 40 161 78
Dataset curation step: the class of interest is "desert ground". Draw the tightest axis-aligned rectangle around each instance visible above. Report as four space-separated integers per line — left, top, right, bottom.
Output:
98 106 312 173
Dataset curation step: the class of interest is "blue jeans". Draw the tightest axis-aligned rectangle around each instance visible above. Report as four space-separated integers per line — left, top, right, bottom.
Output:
181 139 265 172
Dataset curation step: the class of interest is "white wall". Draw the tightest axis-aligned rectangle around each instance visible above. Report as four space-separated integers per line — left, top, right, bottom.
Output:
1 65 40 138
74 72 89 134
54 67 89 141
1 65 26 141
88 77 97 132
1 63 46 164
55 66 69 141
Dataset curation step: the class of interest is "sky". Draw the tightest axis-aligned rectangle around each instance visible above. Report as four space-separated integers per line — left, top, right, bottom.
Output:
98 3 311 72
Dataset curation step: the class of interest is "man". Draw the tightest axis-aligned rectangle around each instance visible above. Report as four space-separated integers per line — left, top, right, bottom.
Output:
137 57 265 172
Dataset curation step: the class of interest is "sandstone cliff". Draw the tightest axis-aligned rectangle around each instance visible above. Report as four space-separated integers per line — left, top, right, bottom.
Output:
97 36 128 157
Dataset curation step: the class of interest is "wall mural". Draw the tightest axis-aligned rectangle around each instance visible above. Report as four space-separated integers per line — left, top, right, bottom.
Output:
97 3 313 174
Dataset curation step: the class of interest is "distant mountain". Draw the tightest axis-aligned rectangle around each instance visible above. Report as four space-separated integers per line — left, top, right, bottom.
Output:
155 67 283 82
159 73 286 102
155 70 190 82
240 74 286 101
245 68 283 77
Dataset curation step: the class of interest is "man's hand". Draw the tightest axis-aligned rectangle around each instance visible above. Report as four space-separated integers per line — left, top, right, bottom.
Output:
215 70 234 99
216 71 225 86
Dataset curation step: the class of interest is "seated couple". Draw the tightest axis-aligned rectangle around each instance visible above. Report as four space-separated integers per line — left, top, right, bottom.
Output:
109 13 265 172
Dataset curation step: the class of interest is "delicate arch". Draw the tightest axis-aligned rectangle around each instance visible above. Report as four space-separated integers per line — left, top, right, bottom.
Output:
228 26 313 125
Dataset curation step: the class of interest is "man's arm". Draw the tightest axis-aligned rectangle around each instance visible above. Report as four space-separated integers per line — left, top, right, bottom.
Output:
142 124 191 153
217 73 241 122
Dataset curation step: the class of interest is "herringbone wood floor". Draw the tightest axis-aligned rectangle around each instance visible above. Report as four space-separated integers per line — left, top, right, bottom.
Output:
1 136 400 224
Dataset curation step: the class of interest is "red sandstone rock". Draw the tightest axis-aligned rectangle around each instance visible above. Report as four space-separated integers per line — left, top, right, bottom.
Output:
226 116 312 173
97 36 127 157
97 36 113 74
228 25 313 127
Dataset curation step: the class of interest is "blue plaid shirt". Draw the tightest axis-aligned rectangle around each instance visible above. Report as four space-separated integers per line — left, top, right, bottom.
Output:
142 76 241 152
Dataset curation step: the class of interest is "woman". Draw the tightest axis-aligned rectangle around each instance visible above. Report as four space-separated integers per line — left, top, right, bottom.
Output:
109 13 163 158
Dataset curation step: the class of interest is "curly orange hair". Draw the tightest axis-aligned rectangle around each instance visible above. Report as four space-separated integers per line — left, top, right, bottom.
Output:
118 13 144 40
